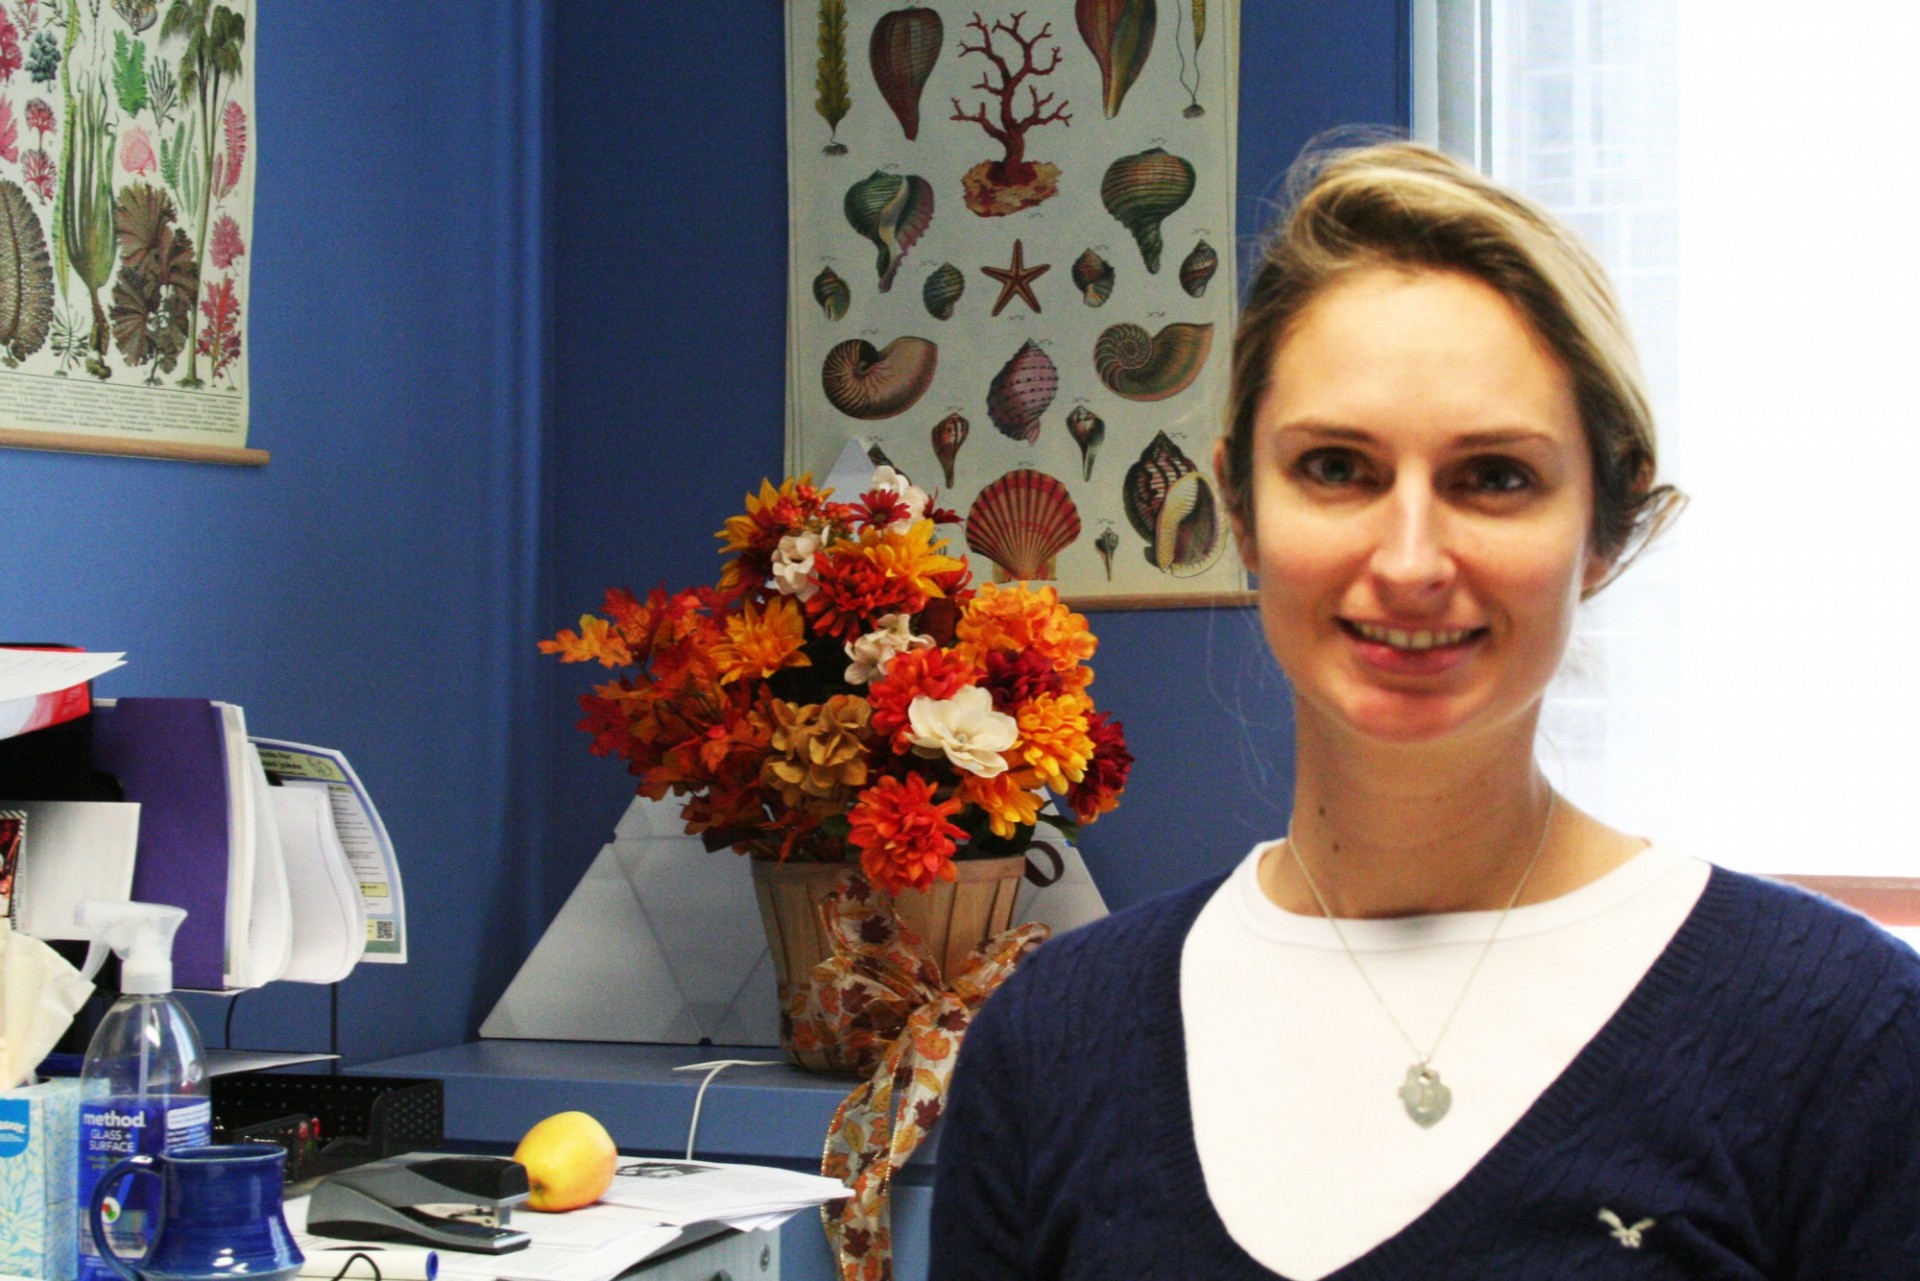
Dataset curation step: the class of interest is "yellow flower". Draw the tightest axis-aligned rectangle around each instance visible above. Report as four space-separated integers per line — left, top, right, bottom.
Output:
1014 691 1095 791
717 476 817 556
762 695 873 810
957 768 1046 839
956 582 1097 675
856 520 965 602
714 596 812 684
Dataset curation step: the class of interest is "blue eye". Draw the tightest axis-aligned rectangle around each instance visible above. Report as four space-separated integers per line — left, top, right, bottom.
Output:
1299 449 1365 486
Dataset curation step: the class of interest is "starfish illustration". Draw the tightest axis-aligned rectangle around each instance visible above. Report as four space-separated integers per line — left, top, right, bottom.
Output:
981 240 1051 316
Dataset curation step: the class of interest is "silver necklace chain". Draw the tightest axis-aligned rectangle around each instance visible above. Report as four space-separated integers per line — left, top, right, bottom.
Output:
1284 790 1558 1128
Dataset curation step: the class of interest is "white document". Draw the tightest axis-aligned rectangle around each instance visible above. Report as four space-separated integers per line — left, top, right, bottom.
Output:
268 784 367 984
252 739 407 963
6 801 140 941
215 704 263 988
0 650 125 702
599 1158 847 1226
233 738 292 988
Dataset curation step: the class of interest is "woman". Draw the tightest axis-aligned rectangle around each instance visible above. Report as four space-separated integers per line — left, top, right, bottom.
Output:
929 141 1920 1278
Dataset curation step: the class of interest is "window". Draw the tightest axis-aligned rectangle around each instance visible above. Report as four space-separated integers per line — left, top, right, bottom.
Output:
1415 1 1920 925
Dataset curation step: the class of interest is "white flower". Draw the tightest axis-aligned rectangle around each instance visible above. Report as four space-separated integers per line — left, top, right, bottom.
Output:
843 613 934 685
770 530 822 600
869 465 929 535
906 685 1017 778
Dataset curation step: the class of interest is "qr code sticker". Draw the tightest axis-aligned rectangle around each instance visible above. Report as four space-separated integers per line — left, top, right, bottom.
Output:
369 920 396 942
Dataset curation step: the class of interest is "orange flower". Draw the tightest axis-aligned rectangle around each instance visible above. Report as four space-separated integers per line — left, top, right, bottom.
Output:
714 595 811 684
1014 691 1095 791
956 767 1046 839
716 475 835 592
955 582 1097 681
848 773 965 894
868 648 980 753
806 523 964 640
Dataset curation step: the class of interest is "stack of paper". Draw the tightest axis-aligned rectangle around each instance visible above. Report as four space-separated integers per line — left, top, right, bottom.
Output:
599 1158 848 1231
0 649 123 742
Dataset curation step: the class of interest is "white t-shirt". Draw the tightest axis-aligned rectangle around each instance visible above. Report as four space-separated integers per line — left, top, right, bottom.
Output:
1181 842 1711 1280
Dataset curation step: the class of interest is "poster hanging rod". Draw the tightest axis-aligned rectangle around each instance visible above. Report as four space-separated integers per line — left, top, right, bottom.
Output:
0 428 270 467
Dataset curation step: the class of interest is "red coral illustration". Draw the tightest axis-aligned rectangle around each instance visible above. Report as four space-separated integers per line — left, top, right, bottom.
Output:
196 276 242 381
120 125 156 176
0 12 19 82
21 147 53 199
215 100 246 198
0 98 16 164
24 97 50 147
949 12 1072 217
208 212 244 270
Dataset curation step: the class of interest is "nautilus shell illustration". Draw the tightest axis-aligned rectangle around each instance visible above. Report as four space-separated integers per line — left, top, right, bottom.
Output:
932 412 970 486
1180 240 1218 298
1071 249 1115 306
1095 527 1120 580
813 266 850 321
820 336 939 420
844 170 935 291
870 6 943 141
923 262 965 320
1094 322 1213 401
1123 432 1225 575
1076 0 1157 119
986 340 1059 443
967 468 1083 583
1100 148 1195 273
1066 406 1105 481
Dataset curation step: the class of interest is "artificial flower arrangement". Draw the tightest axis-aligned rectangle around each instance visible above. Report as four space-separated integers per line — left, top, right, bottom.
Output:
540 466 1132 897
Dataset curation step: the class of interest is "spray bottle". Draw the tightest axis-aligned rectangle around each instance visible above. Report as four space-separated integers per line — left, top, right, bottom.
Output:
73 901 212 1281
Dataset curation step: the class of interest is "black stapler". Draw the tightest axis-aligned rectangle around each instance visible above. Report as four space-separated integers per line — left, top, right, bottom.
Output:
307 1155 533 1254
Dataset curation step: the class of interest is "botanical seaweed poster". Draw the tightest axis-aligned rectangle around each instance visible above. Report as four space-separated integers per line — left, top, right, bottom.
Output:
0 0 257 464
785 1 1247 607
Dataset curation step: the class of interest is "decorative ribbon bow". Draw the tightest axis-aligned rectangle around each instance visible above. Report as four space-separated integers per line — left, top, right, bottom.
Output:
800 871 1048 1281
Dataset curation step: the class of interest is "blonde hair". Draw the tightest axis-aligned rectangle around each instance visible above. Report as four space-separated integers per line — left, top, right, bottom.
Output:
1222 139 1682 591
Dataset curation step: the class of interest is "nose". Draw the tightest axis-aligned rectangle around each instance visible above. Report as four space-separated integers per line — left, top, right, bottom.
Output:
1367 480 1456 605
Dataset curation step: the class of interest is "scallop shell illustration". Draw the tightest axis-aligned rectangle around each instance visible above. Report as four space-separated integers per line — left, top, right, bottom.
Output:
844 170 935 291
932 412 970 486
1094 321 1213 402
1179 240 1218 298
813 266 851 321
1095 527 1120 580
1071 249 1115 306
1066 405 1105 481
986 340 1058 442
966 468 1083 582
870 6 943 141
1100 148 1195 273
1076 0 1157 119
923 262 965 320
1120 431 1222 573
820 336 939 419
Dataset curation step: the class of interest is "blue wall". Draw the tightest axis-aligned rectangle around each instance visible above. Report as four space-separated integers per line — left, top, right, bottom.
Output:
1 2 1405 1061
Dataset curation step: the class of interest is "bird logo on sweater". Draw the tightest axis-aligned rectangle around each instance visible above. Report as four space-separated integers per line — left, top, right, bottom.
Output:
1598 1208 1656 1248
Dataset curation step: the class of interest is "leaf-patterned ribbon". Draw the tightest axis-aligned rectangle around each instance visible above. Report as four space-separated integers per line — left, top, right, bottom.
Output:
807 871 1049 1281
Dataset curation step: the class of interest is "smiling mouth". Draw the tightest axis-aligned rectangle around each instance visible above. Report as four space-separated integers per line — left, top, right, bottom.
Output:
1341 620 1486 651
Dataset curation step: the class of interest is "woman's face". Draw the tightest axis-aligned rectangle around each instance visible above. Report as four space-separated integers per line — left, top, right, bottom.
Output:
1229 266 1603 748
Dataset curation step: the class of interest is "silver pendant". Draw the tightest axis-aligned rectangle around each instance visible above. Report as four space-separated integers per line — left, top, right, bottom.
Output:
1400 1063 1451 1127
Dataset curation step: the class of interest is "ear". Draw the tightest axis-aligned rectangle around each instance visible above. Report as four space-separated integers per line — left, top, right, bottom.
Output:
1212 437 1258 575
1579 546 1615 598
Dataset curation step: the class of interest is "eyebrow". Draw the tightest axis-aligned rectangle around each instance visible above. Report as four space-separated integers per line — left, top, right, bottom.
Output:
1273 422 1563 448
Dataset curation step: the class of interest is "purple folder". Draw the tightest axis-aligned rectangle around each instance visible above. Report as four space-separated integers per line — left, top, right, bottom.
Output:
91 698 230 990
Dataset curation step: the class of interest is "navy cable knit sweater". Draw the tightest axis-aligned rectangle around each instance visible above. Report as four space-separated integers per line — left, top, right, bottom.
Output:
929 866 1920 1279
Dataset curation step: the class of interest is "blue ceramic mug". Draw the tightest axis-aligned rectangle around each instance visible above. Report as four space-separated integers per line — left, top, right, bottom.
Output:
87 1144 304 1281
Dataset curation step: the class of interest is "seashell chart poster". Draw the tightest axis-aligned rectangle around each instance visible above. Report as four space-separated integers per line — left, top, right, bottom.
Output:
784 0 1250 608
0 0 258 465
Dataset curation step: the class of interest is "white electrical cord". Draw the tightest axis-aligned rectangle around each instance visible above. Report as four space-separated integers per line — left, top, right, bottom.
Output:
671 1059 784 1160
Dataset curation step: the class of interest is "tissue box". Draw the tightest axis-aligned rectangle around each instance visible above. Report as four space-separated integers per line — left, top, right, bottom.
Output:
0 1078 81 1281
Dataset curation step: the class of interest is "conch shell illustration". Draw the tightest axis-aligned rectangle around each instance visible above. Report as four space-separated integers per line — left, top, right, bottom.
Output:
813 266 851 321
870 6 944 141
820 336 939 419
1123 431 1224 575
932 412 970 486
966 468 1083 582
1095 526 1120 580
844 170 935 291
1180 240 1218 298
986 339 1059 442
1066 406 1105 481
1100 148 1195 272
923 262 965 320
1077 0 1157 119
1094 321 1213 401
1071 249 1115 306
